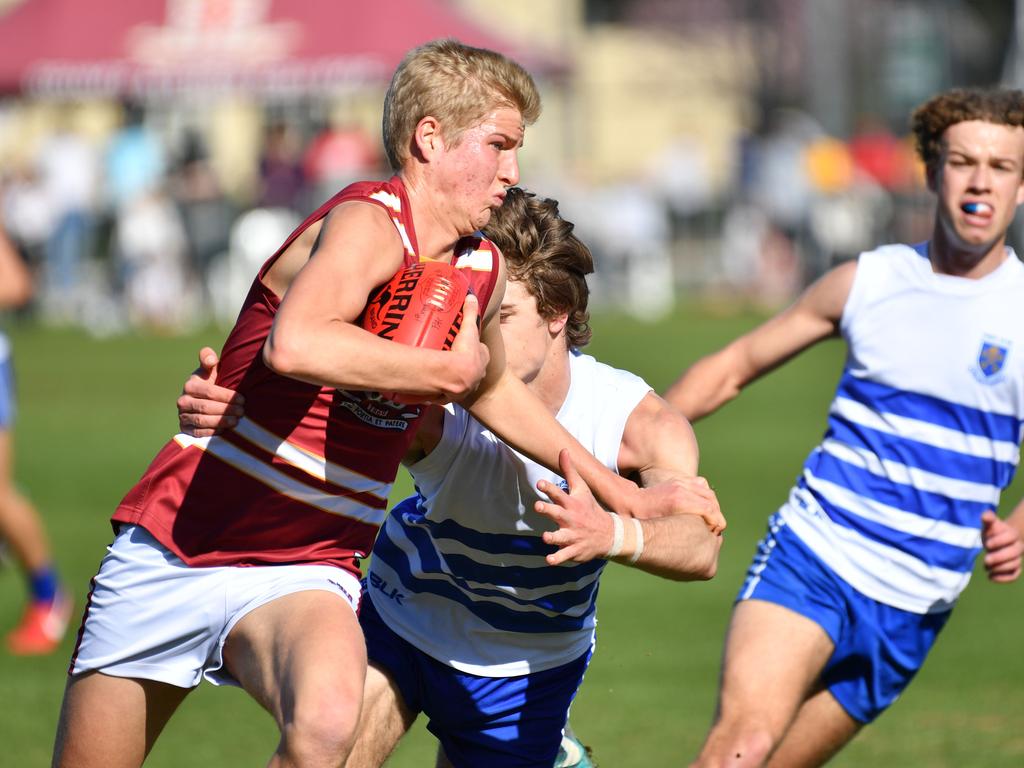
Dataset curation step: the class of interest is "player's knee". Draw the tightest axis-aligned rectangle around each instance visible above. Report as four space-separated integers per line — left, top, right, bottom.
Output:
693 720 775 768
729 728 774 767
280 696 359 765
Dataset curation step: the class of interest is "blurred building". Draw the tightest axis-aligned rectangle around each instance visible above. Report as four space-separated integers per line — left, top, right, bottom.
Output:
0 0 1019 328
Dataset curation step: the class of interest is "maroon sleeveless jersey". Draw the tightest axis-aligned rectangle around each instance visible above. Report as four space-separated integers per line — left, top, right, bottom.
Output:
112 177 500 577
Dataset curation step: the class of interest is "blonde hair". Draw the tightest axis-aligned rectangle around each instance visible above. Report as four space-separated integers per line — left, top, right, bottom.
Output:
382 39 541 171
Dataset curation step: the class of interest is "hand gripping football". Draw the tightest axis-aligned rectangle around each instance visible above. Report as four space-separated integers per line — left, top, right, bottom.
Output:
361 260 471 351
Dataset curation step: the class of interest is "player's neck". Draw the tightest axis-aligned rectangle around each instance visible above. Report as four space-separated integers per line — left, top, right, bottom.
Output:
401 171 471 262
929 224 1009 279
526 352 571 416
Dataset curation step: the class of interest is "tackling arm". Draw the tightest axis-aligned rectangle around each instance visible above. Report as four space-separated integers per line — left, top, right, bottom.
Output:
534 394 724 580
618 392 724 531
611 392 724 579
664 259 857 422
175 345 442 465
177 347 244 437
617 392 724 578
533 451 721 581
463 294 675 521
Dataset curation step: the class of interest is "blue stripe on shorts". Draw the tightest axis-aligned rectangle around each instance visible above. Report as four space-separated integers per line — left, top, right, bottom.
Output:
0 356 15 429
361 587 590 767
738 513 951 723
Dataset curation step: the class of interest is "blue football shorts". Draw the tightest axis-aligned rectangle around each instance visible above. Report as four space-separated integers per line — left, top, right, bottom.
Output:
360 590 591 768
0 354 15 429
737 513 951 723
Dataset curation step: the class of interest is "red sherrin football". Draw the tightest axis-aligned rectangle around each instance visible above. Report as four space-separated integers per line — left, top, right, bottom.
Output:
361 260 470 352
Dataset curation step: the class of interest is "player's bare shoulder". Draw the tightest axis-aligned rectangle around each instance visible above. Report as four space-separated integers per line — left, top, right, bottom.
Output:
264 200 403 300
803 257 859 323
319 198 402 253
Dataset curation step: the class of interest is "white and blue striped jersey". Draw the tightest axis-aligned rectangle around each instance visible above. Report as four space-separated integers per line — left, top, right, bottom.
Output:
366 351 652 676
780 243 1024 614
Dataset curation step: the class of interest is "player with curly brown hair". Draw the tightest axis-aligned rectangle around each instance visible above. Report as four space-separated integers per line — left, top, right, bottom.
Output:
668 86 1024 767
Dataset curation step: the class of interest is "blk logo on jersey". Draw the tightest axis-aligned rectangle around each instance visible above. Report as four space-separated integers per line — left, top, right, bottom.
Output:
368 571 405 605
973 337 1010 384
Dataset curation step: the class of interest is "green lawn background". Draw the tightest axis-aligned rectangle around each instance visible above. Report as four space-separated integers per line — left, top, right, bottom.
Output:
2 305 1021 766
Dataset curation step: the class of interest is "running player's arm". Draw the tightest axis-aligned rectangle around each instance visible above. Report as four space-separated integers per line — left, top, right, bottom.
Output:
664 258 857 422
981 496 1024 583
264 201 487 401
1007 496 1024 541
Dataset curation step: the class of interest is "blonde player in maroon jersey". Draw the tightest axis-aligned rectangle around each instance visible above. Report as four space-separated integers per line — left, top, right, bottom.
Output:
180 187 724 768
53 41 717 768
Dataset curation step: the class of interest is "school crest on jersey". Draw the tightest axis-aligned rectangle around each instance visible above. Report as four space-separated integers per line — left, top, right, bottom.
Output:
973 337 1010 384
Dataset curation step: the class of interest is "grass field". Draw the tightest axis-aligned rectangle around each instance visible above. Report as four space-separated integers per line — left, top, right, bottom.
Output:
2 304 1022 766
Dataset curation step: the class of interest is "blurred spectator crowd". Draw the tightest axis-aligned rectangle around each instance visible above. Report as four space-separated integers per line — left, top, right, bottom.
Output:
1 99 941 334
546 106 935 320
703 108 933 308
0 99 383 335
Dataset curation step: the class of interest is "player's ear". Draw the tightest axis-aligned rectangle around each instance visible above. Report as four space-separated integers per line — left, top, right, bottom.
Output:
414 116 443 160
548 313 568 337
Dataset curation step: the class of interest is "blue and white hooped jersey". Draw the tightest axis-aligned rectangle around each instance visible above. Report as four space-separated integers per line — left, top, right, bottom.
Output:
367 351 652 677
780 243 1024 614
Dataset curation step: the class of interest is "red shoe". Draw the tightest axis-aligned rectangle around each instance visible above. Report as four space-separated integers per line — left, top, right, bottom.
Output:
6 590 74 655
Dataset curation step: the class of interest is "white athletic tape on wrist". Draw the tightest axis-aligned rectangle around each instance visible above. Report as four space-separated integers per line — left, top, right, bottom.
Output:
606 512 624 558
628 517 644 564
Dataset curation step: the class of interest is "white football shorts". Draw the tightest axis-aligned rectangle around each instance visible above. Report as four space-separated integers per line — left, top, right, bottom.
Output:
70 524 362 688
